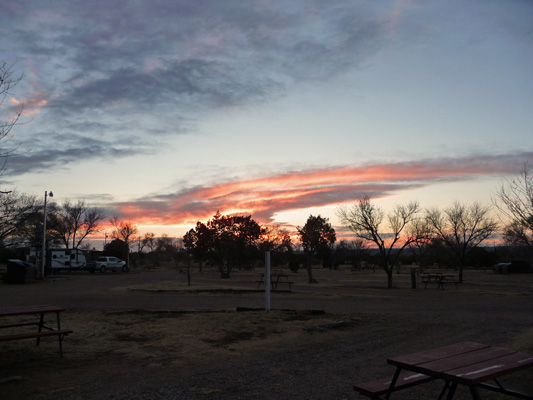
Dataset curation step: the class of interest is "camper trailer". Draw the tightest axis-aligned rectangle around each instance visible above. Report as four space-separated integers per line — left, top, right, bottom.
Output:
46 248 87 273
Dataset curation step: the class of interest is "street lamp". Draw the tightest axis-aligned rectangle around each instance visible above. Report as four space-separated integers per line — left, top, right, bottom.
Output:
41 190 53 279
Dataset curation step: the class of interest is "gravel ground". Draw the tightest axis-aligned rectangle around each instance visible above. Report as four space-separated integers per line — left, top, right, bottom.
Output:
1 267 532 400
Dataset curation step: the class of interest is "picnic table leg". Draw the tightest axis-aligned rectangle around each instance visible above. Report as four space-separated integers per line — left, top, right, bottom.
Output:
56 311 64 357
58 334 65 357
469 385 481 400
445 382 458 400
274 276 281 290
437 381 451 400
36 312 45 346
385 367 402 399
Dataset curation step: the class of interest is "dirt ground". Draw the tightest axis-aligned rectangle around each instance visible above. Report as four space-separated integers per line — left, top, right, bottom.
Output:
0 266 532 400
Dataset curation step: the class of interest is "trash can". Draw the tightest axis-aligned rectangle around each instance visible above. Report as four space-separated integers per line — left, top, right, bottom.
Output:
5 259 29 284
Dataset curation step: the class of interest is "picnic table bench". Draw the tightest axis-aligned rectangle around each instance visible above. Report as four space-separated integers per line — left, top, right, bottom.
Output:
421 273 459 290
0 305 73 357
353 341 533 399
256 273 293 291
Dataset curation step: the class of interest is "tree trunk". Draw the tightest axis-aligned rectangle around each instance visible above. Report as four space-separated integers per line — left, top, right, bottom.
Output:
219 264 229 279
386 270 393 289
383 262 394 289
305 253 316 283
219 261 232 279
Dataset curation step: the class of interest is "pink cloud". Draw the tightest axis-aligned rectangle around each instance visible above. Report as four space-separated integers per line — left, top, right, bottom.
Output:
9 91 49 116
113 153 530 228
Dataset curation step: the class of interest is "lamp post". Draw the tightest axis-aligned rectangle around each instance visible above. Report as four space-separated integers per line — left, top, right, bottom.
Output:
41 190 53 279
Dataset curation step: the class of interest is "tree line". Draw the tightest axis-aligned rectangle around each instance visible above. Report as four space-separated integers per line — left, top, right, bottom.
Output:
1 62 532 287
182 164 532 288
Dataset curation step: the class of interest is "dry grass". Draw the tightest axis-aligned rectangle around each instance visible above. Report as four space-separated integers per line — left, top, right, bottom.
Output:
1 267 532 399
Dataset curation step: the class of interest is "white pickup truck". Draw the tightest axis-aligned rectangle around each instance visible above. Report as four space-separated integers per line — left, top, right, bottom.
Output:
89 256 127 273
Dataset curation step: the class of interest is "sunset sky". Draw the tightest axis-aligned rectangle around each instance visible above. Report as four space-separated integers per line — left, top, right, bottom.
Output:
1 1 532 246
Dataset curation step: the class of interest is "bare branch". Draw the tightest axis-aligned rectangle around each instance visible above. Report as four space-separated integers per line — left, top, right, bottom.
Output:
337 196 422 288
493 164 533 248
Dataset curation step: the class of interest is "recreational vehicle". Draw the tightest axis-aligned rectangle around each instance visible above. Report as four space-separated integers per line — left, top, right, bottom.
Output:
46 248 87 272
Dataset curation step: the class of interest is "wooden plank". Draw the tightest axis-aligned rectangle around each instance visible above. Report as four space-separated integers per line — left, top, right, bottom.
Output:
354 371 433 397
0 320 40 329
416 346 514 374
442 351 533 384
388 342 488 367
0 305 64 317
0 329 73 342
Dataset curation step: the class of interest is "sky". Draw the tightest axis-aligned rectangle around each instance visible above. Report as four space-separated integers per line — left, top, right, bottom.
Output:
1 0 532 246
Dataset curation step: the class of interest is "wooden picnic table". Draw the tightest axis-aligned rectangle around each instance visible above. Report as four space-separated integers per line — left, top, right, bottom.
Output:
355 341 533 399
0 304 73 356
387 341 533 399
256 273 293 291
421 272 459 290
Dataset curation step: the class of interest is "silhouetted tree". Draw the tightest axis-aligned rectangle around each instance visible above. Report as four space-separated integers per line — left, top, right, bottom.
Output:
110 217 138 269
141 232 156 253
104 238 128 258
493 164 533 251
207 212 263 278
184 212 263 278
0 191 39 247
53 200 105 249
0 62 23 185
297 215 336 283
183 221 212 272
425 201 497 283
333 240 369 269
337 197 422 288
259 225 293 267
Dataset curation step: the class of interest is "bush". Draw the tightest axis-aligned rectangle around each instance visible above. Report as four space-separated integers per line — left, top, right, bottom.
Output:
289 256 299 272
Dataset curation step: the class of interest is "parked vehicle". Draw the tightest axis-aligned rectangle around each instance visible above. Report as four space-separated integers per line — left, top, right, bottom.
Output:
88 256 127 273
46 248 87 273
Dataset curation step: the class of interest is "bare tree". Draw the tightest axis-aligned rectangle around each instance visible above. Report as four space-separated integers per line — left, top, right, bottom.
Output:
141 232 156 253
53 200 105 249
0 190 38 246
493 164 533 250
407 214 434 269
425 201 498 283
337 197 422 288
110 216 138 269
0 62 24 185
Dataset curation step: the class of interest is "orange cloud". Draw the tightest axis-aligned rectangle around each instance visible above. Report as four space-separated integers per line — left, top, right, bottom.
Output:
9 91 48 116
111 154 526 232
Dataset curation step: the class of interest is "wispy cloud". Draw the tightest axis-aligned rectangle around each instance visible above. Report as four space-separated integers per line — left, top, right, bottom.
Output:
111 152 531 227
9 91 48 116
3 0 395 172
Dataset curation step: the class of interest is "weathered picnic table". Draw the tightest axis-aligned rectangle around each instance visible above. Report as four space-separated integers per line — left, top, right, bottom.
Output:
0 304 73 356
256 273 293 291
354 341 533 399
421 273 459 290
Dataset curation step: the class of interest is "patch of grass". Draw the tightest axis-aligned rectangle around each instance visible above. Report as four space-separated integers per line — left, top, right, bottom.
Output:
512 328 533 352
203 331 255 347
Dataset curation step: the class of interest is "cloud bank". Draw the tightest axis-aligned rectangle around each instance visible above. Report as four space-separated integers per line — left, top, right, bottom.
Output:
111 152 531 227
2 0 394 175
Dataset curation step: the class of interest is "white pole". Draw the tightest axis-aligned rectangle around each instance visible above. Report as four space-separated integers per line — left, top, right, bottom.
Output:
265 251 271 312
41 191 52 279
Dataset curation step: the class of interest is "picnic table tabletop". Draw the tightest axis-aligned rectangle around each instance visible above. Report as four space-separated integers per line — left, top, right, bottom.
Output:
387 341 533 399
